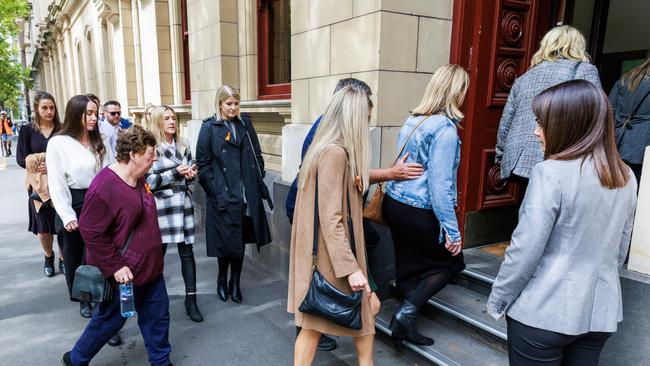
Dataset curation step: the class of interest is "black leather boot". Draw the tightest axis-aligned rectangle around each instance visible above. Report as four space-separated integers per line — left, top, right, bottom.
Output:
107 332 122 347
79 301 93 319
217 273 228 302
229 276 242 304
389 299 434 347
58 258 65 275
44 254 55 277
185 294 204 322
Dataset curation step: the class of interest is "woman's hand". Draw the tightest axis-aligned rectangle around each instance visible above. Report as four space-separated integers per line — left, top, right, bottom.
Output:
176 164 190 176
37 162 47 174
65 220 79 232
445 234 462 256
391 153 424 180
369 292 381 318
113 266 134 284
184 164 198 180
348 270 371 294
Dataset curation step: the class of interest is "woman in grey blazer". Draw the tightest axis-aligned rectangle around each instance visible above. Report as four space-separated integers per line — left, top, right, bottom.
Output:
488 80 637 366
496 25 601 182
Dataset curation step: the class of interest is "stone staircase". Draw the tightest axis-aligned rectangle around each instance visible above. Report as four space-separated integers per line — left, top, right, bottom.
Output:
375 247 509 366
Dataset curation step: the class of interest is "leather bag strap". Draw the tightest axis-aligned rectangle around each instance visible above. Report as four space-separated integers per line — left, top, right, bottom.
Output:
391 115 432 166
569 61 582 80
120 183 145 256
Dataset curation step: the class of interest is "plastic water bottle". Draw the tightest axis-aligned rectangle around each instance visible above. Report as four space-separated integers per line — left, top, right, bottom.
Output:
119 283 136 318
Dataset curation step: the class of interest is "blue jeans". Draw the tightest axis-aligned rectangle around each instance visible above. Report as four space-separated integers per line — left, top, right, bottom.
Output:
70 275 171 366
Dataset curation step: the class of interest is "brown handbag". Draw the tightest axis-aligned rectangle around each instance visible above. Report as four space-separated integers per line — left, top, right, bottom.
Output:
363 116 431 225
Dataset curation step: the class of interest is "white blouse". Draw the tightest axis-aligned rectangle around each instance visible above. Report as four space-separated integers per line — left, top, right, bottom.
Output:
46 135 112 226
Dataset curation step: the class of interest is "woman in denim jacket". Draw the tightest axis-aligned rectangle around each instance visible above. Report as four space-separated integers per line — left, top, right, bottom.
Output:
383 64 469 348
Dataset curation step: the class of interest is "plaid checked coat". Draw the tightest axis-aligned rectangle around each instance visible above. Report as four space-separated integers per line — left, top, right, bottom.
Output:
495 59 601 179
145 138 195 245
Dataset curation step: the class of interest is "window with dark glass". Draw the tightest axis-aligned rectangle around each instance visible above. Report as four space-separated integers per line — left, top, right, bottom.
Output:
257 0 291 99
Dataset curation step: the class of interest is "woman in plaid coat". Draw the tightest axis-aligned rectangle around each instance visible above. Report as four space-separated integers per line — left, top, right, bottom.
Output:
146 105 203 322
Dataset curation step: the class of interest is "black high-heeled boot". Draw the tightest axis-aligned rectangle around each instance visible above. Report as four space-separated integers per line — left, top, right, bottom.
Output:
185 294 204 322
389 299 434 347
58 258 65 275
217 257 229 302
44 254 55 277
229 258 243 304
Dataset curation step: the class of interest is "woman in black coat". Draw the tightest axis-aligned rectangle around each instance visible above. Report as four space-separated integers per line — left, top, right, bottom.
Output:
196 85 273 304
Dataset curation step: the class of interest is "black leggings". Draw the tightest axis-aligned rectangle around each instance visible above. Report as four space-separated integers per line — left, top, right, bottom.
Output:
507 317 611 366
60 229 85 298
162 243 197 293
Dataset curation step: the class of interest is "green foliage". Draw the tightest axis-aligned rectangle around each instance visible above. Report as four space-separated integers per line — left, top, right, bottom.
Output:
0 0 30 109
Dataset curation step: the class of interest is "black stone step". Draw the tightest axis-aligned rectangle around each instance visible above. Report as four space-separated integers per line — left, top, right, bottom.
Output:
427 284 507 342
376 298 508 366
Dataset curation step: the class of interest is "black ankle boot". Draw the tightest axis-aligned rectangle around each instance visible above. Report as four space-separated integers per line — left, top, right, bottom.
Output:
79 302 93 319
44 254 55 277
185 294 204 322
229 277 242 304
107 332 122 347
217 274 228 302
389 299 434 347
58 258 65 275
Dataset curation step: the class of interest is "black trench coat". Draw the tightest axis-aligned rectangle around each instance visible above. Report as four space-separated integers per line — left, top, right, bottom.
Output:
195 114 273 257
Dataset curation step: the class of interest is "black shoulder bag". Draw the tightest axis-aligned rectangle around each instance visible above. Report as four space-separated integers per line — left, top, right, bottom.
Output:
615 86 650 148
71 186 143 303
298 176 363 330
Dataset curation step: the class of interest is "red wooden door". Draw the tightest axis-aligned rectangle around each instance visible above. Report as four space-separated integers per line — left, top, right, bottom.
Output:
451 0 552 243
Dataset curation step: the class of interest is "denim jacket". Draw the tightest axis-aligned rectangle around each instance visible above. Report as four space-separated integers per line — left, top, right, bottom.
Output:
384 114 461 243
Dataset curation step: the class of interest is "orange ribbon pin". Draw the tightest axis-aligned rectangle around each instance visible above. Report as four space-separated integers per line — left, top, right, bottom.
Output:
225 131 231 142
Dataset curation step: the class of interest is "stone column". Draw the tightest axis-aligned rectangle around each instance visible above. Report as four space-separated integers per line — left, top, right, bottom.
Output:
56 34 69 102
285 0 453 181
62 18 78 96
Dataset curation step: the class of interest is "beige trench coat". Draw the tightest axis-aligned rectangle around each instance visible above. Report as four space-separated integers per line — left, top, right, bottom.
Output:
287 145 375 337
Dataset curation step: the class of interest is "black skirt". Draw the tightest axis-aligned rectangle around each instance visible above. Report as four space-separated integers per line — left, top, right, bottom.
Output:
382 195 465 293
27 193 57 235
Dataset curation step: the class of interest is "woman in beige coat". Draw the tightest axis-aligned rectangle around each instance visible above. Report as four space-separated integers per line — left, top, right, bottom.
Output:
288 85 377 365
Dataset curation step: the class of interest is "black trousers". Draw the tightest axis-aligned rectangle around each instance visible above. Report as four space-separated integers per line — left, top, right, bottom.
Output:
162 243 197 293
507 317 611 366
60 228 85 297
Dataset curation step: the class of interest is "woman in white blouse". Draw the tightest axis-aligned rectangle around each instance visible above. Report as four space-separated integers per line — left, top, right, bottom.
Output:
47 95 112 319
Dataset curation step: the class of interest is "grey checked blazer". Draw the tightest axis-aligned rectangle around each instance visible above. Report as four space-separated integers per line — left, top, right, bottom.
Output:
146 138 196 245
496 59 602 179
487 158 637 335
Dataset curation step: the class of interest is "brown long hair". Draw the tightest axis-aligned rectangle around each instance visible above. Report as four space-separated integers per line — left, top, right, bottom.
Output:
532 79 630 189
621 56 650 92
33 91 61 132
58 95 106 166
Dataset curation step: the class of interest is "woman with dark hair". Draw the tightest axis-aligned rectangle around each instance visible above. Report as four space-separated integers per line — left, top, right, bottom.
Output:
610 56 650 184
47 95 112 319
62 126 172 366
196 85 273 304
16 91 64 277
488 80 637 365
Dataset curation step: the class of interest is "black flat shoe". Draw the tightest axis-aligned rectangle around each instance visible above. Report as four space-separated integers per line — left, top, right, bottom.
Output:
107 332 122 347
61 351 72 366
317 334 337 351
44 255 55 277
79 302 92 318
58 259 65 275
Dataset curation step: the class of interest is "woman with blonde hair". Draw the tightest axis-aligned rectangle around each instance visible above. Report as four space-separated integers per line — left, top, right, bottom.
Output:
383 64 469 348
610 56 650 184
496 25 601 184
196 85 273 304
288 85 375 365
146 105 203 322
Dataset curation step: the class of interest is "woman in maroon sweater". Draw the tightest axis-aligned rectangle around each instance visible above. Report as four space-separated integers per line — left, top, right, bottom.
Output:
62 126 172 366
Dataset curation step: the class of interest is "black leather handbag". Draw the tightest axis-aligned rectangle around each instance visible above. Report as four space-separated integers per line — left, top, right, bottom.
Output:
71 230 135 303
298 178 363 330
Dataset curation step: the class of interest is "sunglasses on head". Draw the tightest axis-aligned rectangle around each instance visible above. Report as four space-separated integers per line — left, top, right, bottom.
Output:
109 111 122 117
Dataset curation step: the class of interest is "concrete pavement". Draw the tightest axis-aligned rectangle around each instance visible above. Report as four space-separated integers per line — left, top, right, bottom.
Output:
0 156 416 365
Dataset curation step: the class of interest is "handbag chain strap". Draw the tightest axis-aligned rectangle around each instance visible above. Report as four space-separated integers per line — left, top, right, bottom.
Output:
312 172 356 268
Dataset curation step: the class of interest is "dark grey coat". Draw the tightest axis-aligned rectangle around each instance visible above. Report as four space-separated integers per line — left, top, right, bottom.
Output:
195 114 273 258
610 77 650 164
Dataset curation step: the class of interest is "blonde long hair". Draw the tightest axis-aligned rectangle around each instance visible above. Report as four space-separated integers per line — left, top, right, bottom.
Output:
215 85 241 120
411 64 469 120
621 56 650 92
530 25 590 68
149 105 186 156
298 85 371 192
